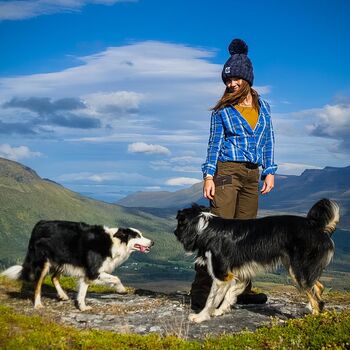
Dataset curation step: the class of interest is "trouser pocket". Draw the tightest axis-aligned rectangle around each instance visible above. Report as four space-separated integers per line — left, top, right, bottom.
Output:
213 174 232 187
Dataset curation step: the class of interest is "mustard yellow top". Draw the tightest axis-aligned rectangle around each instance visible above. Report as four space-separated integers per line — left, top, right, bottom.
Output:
234 105 259 130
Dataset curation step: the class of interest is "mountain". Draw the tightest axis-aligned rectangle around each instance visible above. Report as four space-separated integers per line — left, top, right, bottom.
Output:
0 158 187 277
117 182 203 209
117 166 350 229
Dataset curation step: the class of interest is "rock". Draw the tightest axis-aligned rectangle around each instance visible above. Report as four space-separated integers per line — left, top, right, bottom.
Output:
0 281 349 340
149 326 162 332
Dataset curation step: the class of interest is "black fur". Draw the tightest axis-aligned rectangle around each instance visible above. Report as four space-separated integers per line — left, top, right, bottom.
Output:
21 221 140 282
2 220 153 311
175 199 339 291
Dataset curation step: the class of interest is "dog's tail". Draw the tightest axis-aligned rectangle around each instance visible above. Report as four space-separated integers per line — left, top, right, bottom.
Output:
1 222 45 282
307 198 340 235
0 265 23 280
1 251 36 282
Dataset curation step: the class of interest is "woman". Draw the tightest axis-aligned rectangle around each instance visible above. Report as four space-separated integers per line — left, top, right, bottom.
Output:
191 38 277 312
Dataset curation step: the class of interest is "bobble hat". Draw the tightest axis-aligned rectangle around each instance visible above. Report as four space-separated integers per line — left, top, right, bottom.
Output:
221 38 254 86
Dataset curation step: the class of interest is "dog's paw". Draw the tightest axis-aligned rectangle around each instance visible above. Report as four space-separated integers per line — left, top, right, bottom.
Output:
79 305 92 312
188 312 210 323
116 285 127 294
212 308 225 317
58 294 70 301
34 302 44 309
305 302 312 312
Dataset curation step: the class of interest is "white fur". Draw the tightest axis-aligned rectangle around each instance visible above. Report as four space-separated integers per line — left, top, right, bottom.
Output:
97 272 126 293
103 226 119 236
213 280 246 317
1 265 22 280
322 248 335 268
60 264 86 278
195 256 207 267
189 250 235 323
201 212 217 218
77 278 92 311
197 216 209 232
232 259 281 281
325 201 340 234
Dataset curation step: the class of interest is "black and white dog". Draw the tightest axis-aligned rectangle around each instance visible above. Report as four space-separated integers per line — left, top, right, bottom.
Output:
1 220 154 311
175 199 340 323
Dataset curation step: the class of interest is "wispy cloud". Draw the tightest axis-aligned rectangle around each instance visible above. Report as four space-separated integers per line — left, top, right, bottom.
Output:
0 0 135 21
150 156 202 173
128 142 170 155
0 144 42 160
165 177 201 186
57 171 150 184
83 91 143 116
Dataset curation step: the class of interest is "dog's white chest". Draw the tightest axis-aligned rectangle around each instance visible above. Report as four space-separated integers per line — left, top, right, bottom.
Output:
61 264 86 277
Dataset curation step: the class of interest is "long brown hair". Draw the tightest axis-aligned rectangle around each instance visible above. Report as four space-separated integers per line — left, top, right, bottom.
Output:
211 80 259 112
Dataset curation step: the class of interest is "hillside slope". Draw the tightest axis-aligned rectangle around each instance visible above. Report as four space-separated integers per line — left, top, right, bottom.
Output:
0 158 185 272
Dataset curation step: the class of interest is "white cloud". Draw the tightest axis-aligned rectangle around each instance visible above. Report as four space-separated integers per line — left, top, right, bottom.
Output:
165 177 201 186
308 104 350 139
150 156 202 173
255 85 271 95
0 144 42 161
57 171 149 183
275 103 350 154
128 142 170 155
0 0 135 21
0 41 220 99
83 91 143 115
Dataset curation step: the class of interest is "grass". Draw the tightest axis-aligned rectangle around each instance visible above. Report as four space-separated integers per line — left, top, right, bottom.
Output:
0 304 349 350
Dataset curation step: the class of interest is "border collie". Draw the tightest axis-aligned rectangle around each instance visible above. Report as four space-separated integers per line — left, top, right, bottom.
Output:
1 220 154 311
174 199 340 323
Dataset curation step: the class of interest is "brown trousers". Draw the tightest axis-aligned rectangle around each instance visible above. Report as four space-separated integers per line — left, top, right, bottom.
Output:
190 161 259 310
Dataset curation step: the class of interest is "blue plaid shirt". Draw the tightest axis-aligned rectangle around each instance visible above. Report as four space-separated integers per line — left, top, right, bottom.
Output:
202 98 277 179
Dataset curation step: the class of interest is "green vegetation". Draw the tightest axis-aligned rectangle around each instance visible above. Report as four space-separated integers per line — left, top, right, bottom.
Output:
0 304 349 349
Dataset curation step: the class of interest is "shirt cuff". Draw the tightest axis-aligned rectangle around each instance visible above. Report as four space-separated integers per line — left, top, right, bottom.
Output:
202 168 216 178
261 164 277 180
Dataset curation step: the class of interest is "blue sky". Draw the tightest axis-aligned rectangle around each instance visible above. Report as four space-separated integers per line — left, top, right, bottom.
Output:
0 0 349 202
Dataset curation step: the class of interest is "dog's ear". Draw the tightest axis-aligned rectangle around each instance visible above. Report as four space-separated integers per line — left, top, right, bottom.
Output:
113 228 136 243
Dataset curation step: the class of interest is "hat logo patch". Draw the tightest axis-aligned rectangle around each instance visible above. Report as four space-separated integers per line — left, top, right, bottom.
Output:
224 67 231 74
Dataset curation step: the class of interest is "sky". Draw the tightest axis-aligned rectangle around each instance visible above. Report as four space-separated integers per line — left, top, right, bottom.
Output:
0 0 349 202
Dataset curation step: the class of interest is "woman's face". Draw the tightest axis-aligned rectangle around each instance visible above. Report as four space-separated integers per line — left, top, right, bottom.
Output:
226 77 243 92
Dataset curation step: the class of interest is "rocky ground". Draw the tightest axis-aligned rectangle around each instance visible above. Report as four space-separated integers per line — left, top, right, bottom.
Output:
0 279 349 340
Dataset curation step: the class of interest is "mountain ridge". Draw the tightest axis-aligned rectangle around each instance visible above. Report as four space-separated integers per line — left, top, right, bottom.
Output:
117 165 350 228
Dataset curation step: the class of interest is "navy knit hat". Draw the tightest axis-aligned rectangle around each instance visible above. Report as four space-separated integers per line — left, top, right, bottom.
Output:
221 39 254 86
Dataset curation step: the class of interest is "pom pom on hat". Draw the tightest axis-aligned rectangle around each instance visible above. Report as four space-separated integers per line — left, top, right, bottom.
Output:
221 38 254 85
228 39 248 55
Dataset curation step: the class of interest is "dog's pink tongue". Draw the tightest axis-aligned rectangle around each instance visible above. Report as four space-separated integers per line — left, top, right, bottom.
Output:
140 246 146 253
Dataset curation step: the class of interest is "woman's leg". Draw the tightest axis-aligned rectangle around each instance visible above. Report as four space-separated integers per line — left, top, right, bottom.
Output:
190 162 242 312
234 166 267 304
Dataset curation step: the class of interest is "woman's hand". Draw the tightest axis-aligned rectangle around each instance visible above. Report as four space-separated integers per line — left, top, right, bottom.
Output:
203 178 215 200
261 174 274 194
